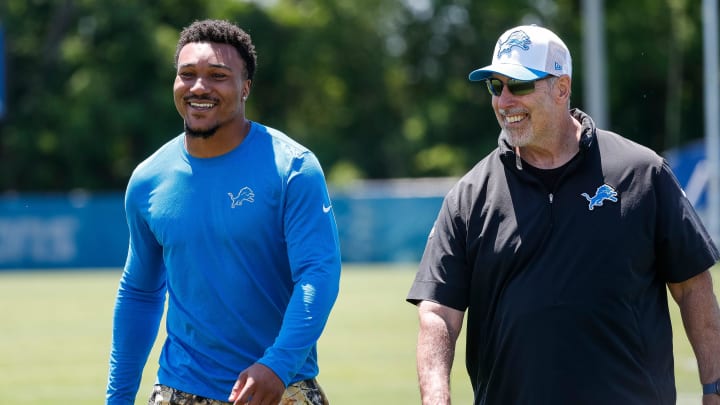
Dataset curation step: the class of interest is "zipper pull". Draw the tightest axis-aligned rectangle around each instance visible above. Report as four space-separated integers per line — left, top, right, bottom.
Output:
549 193 554 203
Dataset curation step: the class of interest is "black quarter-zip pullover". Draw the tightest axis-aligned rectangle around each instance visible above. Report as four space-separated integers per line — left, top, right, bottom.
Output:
408 109 719 404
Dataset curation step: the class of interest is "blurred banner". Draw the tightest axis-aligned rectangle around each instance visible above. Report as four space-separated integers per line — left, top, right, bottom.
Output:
0 180 453 269
0 140 712 270
665 139 711 215
0 192 127 269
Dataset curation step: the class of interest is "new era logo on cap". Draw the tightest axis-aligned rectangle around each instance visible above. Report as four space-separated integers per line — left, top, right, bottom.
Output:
469 25 572 82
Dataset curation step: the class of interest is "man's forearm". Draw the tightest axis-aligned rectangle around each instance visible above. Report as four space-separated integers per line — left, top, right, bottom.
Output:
107 283 165 404
416 301 464 405
670 270 720 387
417 326 455 404
679 277 720 381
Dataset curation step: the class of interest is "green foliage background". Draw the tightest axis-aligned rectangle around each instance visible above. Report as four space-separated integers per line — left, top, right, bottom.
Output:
0 0 706 190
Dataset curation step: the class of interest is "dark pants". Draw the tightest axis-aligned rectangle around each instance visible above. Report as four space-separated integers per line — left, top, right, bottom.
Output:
148 379 329 405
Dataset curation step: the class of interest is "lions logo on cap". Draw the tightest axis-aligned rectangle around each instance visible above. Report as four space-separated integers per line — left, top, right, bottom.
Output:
497 30 531 57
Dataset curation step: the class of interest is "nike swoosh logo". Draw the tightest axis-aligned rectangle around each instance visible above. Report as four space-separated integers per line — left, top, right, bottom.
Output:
323 204 332 213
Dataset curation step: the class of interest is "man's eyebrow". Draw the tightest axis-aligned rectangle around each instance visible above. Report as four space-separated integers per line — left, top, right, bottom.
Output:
177 62 232 71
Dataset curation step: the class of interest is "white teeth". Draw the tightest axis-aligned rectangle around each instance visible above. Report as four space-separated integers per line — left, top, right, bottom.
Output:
190 102 214 108
499 108 527 124
506 115 524 123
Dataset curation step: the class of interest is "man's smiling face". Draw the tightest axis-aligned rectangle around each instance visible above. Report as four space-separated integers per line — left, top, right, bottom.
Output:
173 41 249 138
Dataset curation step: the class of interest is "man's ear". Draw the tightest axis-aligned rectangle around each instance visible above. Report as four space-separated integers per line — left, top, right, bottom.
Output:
242 80 252 101
555 75 572 101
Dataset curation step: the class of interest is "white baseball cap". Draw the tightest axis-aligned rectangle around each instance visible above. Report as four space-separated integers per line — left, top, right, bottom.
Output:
468 25 572 82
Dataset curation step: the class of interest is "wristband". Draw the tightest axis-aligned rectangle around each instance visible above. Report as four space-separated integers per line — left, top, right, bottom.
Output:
703 379 720 395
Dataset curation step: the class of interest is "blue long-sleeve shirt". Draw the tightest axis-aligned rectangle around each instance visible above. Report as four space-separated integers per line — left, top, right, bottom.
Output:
106 122 342 404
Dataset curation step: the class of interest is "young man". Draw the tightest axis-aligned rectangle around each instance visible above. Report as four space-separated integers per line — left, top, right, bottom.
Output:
407 24 720 404
106 19 341 405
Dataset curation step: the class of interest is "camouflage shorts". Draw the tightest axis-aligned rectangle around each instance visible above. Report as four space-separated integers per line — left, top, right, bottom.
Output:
148 378 329 405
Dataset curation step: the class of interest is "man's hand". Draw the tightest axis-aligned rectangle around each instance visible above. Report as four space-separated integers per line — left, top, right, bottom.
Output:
228 363 285 405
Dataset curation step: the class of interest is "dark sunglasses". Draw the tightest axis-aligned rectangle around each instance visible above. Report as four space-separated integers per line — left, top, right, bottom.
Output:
485 77 546 97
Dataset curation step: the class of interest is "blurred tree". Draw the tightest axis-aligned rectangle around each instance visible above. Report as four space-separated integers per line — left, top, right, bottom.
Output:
601 0 703 152
0 0 708 191
0 0 208 190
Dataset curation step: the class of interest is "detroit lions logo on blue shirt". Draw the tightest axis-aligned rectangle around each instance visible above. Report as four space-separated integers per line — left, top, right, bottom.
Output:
580 184 618 211
228 187 255 208
497 30 531 57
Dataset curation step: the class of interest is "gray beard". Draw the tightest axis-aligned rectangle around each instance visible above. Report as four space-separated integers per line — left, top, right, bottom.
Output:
501 128 531 148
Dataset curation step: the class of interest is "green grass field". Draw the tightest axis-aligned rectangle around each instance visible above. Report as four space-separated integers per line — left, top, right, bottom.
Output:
0 264 715 404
